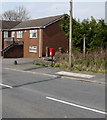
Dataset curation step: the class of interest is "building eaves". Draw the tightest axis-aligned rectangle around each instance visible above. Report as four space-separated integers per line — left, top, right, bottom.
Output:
11 26 45 31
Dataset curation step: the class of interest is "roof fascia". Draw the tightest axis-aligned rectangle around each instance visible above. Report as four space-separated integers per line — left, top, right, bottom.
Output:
43 17 63 28
11 26 44 31
0 29 11 31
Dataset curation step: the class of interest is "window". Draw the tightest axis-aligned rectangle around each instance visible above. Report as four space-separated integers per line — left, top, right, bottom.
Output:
29 46 37 53
4 31 8 38
17 31 22 38
11 31 15 38
30 30 37 38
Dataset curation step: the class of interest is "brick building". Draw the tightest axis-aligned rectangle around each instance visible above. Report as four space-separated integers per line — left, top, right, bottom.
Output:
1 15 68 58
0 20 20 56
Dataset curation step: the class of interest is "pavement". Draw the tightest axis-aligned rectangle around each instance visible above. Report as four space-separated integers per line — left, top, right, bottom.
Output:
2 58 106 85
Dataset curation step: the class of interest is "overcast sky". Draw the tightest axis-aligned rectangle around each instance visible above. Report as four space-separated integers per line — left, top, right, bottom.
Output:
0 0 106 21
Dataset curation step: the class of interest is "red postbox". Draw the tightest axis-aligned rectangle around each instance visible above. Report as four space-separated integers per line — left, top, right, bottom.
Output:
49 48 55 56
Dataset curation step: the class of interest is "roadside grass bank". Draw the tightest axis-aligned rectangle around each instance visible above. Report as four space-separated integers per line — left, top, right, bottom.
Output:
34 49 107 74
55 49 107 74
59 59 107 74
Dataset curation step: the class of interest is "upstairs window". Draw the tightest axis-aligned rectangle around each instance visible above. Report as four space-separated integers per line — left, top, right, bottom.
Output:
30 30 37 38
17 31 22 38
11 31 15 38
4 31 8 38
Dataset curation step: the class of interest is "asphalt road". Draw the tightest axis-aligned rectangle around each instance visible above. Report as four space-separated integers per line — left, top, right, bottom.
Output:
1 58 106 118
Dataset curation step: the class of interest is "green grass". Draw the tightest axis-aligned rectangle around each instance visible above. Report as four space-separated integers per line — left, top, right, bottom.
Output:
34 62 45 66
34 62 41 65
72 66 86 71
55 64 61 68
73 60 107 73
34 58 106 74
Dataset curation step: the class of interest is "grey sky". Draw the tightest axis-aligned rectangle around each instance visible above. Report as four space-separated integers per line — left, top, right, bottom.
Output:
1 1 106 21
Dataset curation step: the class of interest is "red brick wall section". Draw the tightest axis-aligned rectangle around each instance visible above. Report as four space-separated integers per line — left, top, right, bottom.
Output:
43 20 68 56
22 30 39 58
4 41 13 49
13 30 39 58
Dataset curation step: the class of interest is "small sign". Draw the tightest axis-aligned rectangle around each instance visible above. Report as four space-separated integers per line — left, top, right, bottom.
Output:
29 46 37 53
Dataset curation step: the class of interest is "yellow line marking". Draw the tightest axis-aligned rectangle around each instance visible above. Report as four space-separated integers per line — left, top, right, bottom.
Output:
3 67 56 77
62 76 106 85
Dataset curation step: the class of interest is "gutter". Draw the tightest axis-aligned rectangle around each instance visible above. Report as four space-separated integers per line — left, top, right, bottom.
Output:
0 29 11 31
11 26 45 31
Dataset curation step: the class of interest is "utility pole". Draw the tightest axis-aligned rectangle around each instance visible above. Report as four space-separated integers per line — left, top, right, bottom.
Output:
69 0 73 67
83 34 86 59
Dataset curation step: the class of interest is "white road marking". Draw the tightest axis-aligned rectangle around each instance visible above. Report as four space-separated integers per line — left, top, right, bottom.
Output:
46 96 107 115
0 83 13 88
57 71 95 79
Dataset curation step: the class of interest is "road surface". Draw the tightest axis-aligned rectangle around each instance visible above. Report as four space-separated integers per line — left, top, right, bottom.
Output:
1 58 106 118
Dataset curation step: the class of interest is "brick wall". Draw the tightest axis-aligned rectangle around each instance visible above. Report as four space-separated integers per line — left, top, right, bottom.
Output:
23 30 39 58
14 30 39 58
43 20 68 56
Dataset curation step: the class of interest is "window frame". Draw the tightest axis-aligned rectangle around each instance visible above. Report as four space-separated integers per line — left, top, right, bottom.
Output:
4 31 8 38
29 46 37 53
16 31 22 38
29 30 37 38
11 31 15 38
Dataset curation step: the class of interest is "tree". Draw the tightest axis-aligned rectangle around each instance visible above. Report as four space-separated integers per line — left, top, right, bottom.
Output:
2 6 30 21
60 14 70 40
61 14 107 51
94 19 107 49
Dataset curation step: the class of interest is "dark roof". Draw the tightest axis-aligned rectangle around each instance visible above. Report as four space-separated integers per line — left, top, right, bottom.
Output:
12 15 64 30
0 20 21 30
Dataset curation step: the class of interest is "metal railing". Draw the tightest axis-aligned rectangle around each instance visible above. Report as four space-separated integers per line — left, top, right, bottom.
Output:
4 37 14 42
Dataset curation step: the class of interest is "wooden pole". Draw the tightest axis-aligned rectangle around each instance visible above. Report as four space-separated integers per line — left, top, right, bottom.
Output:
69 0 73 67
83 34 86 59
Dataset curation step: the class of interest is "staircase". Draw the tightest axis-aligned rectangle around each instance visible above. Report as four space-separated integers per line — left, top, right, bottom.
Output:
2 41 24 58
